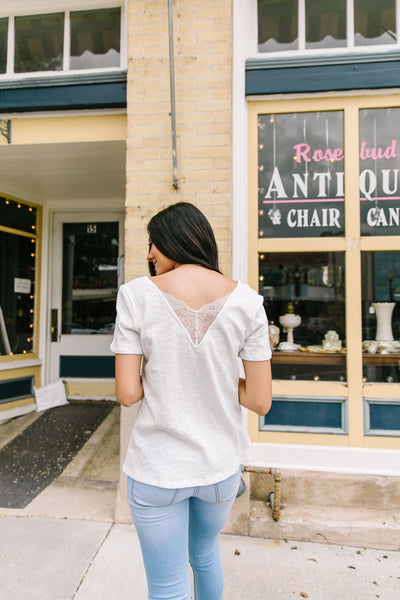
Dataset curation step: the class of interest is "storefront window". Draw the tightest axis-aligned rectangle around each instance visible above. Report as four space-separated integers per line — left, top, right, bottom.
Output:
354 0 396 46
252 96 400 441
0 18 7 74
359 107 400 236
14 13 64 72
0 197 38 356
259 251 346 381
362 251 400 383
258 111 345 238
70 8 121 70
258 0 298 53
306 0 346 49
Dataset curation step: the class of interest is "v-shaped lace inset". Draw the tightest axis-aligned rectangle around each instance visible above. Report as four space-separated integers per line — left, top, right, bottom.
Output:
161 291 230 345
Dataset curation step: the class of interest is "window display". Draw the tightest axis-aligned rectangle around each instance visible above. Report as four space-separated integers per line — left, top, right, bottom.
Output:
259 251 346 381
362 251 400 383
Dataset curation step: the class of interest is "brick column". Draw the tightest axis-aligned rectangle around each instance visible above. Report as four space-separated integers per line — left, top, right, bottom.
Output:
116 0 233 523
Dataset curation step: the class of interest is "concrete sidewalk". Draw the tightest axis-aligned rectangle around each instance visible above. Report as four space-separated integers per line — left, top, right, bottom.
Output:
0 514 399 600
1 407 399 599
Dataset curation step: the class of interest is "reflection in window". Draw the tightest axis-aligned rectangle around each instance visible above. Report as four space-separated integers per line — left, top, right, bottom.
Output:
0 198 37 356
62 222 119 334
258 111 345 239
258 0 298 53
259 252 346 381
355 0 396 46
359 107 400 236
14 13 64 72
0 18 7 74
306 0 346 49
362 252 400 383
70 8 120 70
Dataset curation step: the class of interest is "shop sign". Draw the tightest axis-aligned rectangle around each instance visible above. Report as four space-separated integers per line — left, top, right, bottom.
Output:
360 108 400 237
258 109 400 238
258 111 345 238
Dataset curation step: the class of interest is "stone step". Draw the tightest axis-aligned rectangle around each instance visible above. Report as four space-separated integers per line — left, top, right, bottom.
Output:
250 469 400 511
248 500 400 551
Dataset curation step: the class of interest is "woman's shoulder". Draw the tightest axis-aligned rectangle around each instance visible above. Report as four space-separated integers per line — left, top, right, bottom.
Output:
119 276 151 299
235 281 263 304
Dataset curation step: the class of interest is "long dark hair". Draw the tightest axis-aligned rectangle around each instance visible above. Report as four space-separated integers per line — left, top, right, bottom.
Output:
147 202 221 275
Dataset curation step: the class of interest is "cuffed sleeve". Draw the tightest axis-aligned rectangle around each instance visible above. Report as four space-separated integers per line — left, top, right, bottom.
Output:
110 285 143 354
239 302 271 361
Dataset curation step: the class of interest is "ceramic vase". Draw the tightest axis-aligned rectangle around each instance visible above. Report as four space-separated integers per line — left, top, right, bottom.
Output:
268 321 280 349
372 302 396 341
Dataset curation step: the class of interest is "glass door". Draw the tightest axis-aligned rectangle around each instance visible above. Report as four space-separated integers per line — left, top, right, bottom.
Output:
49 212 124 383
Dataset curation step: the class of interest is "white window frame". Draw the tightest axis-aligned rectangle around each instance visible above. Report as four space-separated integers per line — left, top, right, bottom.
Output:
0 1 126 80
249 0 400 60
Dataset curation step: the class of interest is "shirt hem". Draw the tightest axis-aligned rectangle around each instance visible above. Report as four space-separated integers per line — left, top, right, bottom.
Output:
122 462 243 489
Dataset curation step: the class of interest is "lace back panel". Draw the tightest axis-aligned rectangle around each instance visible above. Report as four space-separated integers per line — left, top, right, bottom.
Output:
161 291 229 345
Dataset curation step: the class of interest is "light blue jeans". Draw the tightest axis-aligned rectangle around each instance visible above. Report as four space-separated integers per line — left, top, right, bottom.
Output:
127 469 241 600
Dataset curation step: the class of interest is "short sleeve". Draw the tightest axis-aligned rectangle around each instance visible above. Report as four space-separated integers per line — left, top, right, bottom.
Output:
110 285 143 354
239 302 271 361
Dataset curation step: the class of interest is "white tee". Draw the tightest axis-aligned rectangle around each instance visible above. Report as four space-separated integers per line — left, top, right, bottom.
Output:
110 276 271 488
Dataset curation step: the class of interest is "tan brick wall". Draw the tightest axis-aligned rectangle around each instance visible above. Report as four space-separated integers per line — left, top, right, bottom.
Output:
125 0 233 280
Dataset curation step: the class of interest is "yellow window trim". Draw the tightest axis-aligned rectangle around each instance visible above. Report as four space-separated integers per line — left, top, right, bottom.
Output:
249 93 400 449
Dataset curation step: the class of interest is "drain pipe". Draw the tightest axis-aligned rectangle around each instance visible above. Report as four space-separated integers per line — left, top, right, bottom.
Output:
168 0 179 189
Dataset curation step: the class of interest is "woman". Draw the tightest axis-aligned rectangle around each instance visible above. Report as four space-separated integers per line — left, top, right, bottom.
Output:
111 202 272 600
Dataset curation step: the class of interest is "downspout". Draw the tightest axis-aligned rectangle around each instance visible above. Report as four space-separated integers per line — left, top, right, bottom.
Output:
168 0 179 189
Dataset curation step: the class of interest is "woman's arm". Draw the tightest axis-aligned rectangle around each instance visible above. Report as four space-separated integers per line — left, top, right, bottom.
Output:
239 360 272 416
115 354 144 407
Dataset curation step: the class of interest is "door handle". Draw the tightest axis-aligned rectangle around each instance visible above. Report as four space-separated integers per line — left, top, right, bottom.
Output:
51 308 58 342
